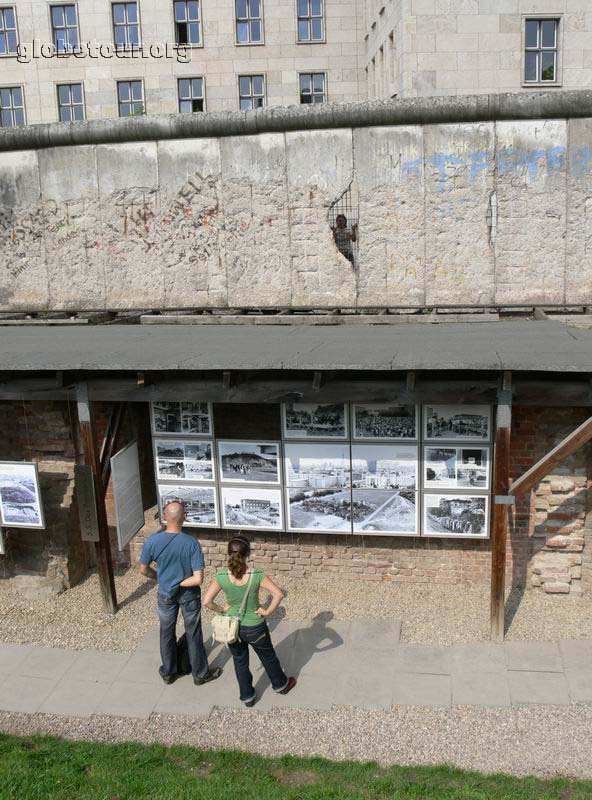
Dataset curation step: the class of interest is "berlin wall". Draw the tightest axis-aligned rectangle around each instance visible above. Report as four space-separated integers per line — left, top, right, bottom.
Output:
1 93 592 310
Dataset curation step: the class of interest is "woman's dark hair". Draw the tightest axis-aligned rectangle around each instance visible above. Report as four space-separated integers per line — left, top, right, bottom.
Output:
228 535 250 579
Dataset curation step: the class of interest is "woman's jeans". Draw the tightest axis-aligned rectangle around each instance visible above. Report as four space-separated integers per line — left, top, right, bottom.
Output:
228 621 288 702
157 587 208 680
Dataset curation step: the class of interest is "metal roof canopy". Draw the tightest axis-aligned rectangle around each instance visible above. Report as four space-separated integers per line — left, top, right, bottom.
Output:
0 320 590 373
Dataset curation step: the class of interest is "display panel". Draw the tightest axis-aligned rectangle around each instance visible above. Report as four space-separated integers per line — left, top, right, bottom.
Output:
424 447 490 490
351 444 417 491
282 402 348 439
424 405 491 442
151 401 212 436
352 490 418 536
221 486 283 530
423 493 489 538
217 441 280 485
158 484 218 528
284 442 351 489
154 439 214 482
352 403 417 440
0 462 45 529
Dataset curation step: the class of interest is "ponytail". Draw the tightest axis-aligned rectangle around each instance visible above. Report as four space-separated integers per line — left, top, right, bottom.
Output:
227 535 250 579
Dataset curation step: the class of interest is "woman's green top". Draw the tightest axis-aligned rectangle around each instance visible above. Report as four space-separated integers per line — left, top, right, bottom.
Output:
215 568 265 628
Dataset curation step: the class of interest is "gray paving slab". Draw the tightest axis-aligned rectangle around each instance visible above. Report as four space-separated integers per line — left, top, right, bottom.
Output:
0 675 58 713
348 619 401 651
504 641 563 673
452 672 511 707
559 640 592 671
393 644 451 675
118 649 165 687
0 643 32 674
565 669 592 703
153 675 216 717
63 650 129 684
255 673 337 711
337 671 394 710
508 671 571 705
450 643 506 674
39 679 110 718
290 635 352 678
393 673 451 707
21 646 80 680
95 680 164 719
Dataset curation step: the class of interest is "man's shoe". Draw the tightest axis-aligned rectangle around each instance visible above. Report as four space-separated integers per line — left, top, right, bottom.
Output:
194 667 222 685
278 676 296 695
159 669 177 685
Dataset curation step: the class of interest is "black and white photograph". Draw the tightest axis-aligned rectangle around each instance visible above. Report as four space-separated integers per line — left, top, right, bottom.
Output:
151 401 212 436
351 444 417 490
154 439 214 482
287 488 351 532
284 443 351 490
158 484 218 528
424 494 489 537
221 487 283 530
353 404 417 440
0 462 44 529
424 447 490 490
424 405 491 442
352 490 417 535
282 403 348 439
218 441 280 484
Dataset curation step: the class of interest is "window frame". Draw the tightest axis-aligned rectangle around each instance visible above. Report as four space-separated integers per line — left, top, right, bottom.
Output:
234 0 264 46
0 5 19 58
177 76 206 113
296 0 324 44
237 73 266 111
172 0 203 49
49 3 81 55
0 84 25 127
111 1 142 52
522 14 562 87
56 81 85 122
298 71 327 105
116 78 146 117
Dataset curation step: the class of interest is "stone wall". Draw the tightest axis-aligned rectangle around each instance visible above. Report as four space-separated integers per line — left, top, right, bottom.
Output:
4 112 592 310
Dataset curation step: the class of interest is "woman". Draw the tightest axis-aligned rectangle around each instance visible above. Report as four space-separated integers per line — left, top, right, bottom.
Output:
203 536 296 707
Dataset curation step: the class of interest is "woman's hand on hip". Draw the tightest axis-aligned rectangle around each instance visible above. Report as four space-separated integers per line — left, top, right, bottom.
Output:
255 607 269 617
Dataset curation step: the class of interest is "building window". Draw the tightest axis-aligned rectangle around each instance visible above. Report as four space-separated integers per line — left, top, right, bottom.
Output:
112 2 140 50
0 6 17 55
50 5 79 53
524 18 559 83
178 77 204 112
0 86 24 126
297 0 323 42
235 0 263 44
299 72 325 104
57 83 84 121
117 79 144 116
174 1 201 46
238 75 265 110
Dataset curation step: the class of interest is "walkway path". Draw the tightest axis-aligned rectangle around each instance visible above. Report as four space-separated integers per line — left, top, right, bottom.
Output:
0 618 591 720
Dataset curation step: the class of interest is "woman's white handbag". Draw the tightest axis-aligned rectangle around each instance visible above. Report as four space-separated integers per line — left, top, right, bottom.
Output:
211 571 254 644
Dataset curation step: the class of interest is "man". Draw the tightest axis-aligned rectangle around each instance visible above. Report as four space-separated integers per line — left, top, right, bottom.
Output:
139 500 221 686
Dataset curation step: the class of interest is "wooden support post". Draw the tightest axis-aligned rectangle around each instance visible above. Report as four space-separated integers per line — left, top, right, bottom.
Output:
312 371 323 391
76 383 118 615
490 371 512 643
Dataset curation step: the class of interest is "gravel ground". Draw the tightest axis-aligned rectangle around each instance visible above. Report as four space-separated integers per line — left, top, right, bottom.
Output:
1 569 592 652
1 704 592 778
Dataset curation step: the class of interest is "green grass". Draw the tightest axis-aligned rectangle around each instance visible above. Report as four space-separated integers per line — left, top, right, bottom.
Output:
1 733 591 800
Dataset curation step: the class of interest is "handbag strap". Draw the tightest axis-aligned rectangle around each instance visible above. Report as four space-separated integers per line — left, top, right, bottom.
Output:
234 569 255 619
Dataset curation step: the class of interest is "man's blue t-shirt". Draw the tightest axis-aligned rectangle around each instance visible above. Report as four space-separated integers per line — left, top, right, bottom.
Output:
139 530 204 598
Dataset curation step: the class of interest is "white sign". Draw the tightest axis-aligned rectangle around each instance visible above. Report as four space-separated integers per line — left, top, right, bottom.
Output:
111 441 144 550
0 527 5 555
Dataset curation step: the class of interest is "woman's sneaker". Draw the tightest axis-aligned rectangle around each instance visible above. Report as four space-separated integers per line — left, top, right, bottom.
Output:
244 696 256 708
278 677 296 695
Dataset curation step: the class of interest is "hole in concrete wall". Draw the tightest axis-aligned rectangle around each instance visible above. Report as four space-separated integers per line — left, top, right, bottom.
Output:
328 181 359 268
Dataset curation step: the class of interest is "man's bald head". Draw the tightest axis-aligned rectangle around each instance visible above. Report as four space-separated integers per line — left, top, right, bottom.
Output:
163 501 186 528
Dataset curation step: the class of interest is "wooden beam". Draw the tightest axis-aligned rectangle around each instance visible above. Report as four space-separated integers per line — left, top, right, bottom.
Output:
99 402 126 496
490 371 512 643
312 371 323 390
509 414 592 498
406 371 416 392
76 383 118 615
222 371 233 391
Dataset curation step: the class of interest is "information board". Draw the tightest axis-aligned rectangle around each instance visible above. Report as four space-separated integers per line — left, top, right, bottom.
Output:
111 441 144 550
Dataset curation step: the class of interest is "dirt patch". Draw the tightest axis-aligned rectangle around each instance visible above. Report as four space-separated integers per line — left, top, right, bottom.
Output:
273 768 320 787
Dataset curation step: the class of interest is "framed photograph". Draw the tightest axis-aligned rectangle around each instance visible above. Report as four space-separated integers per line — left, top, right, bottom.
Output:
217 441 280 485
221 487 283 530
154 439 214 482
351 444 417 491
284 443 351 490
353 404 418 441
0 462 45 529
151 401 212 436
424 447 490 490
286 488 352 533
352 490 417 536
282 403 348 439
158 484 218 528
424 405 491 442
423 494 489 538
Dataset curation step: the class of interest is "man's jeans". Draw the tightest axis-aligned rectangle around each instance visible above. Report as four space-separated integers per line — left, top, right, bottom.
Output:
228 621 288 702
157 587 208 680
